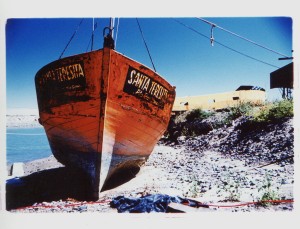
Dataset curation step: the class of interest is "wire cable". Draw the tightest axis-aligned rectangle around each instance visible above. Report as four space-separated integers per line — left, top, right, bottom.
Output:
59 18 84 59
85 20 98 52
173 18 280 69
136 18 157 72
197 17 291 58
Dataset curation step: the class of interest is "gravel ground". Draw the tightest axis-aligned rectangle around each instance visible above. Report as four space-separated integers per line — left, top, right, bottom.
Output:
6 144 294 213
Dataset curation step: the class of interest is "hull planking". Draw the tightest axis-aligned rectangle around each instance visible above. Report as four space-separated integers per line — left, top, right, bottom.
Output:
35 48 176 199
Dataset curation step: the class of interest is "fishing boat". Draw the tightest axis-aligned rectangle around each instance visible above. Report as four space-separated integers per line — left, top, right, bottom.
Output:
34 19 176 199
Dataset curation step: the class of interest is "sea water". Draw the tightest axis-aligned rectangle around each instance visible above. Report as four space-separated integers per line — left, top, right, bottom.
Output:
6 128 52 165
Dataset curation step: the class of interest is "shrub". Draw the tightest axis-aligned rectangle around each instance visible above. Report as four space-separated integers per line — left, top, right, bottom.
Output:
181 121 213 137
185 108 212 122
222 102 257 126
253 99 293 123
228 102 256 120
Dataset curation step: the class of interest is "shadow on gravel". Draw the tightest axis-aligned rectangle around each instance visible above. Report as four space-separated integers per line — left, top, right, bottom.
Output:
6 167 93 210
101 166 140 191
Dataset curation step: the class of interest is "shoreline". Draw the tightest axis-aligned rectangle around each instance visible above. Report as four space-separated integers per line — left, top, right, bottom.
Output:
6 113 41 129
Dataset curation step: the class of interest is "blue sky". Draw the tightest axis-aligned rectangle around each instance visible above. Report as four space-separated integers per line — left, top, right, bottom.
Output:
6 17 293 109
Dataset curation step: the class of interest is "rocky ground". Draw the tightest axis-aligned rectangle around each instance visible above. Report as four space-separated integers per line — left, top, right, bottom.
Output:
4 109 296 213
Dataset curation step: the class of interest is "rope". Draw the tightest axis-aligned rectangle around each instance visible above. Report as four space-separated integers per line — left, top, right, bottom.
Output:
204 199 293 208
136 18 157 72
13 198 293 211
256 155 294 169
197 18 291 59
173 18 280 69
59 18 84 59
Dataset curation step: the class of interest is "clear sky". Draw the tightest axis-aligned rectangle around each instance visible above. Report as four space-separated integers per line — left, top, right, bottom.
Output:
5 17 293 109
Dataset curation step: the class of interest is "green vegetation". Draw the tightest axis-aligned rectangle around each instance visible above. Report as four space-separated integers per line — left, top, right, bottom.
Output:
222 101 257 126
253 99 293 123
184 108 213 122
173 108 214 137
223 99 292 122
217 172 242 202
228 102 256 120
174 108 213 124
222 99 293 125
185 175 201 198
257 173 280 206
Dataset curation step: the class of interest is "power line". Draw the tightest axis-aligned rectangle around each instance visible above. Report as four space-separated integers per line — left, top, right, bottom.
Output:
197 17 291 59
173 18 280 69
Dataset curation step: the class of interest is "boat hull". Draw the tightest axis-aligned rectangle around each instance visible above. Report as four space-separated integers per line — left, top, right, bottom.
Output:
35 48 175 199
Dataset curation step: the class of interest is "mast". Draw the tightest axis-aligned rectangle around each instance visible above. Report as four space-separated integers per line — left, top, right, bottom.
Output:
110 18 114 38
103 18 115 49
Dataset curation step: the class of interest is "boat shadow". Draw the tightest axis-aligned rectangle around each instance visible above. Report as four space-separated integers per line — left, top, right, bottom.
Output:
6 167 93 211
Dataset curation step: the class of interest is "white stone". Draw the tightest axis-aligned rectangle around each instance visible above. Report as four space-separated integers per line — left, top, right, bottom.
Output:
11 162 25 177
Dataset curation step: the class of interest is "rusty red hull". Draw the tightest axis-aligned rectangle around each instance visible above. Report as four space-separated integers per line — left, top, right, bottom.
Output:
35 48 175 199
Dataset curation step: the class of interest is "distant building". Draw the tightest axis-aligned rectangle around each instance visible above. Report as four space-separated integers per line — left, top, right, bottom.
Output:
172 85 266 112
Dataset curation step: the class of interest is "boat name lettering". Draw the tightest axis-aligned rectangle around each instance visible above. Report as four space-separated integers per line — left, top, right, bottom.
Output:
124 66 169 108
39 62 85 85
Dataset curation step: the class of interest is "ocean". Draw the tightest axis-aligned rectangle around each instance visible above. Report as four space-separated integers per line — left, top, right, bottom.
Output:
6 127 52 165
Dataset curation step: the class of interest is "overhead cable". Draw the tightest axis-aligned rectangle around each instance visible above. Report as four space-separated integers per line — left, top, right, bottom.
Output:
173 18 280 69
